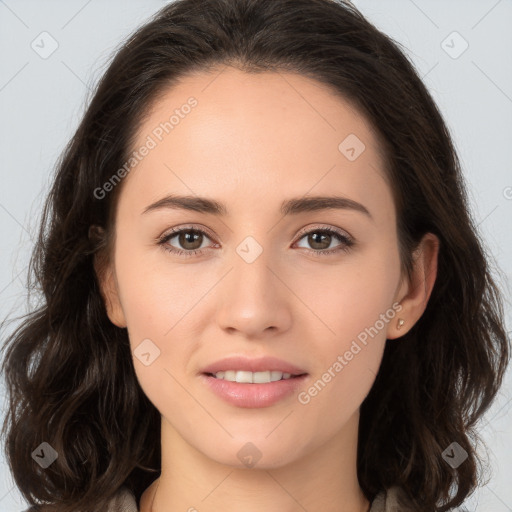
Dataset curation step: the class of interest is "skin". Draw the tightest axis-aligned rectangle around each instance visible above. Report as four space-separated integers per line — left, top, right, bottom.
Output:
96 66 439 512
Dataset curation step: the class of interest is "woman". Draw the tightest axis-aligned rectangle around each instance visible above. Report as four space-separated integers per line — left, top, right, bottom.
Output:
1 0 509 511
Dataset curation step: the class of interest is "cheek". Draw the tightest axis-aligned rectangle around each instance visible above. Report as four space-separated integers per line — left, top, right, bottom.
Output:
114 235 200 335
112 238 205 387
116 252 203 413
294 242 400 403
297 242 400 345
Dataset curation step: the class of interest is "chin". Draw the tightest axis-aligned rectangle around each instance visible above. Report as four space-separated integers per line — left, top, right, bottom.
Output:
201 438 306 471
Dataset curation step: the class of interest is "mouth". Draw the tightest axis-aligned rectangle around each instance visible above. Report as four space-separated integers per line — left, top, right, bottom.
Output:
200 355 308 378
203 370 308 383
200 371 309 408
199 355 308 407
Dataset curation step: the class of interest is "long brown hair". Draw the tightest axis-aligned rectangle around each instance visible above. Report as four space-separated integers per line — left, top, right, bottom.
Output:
1 1 509 510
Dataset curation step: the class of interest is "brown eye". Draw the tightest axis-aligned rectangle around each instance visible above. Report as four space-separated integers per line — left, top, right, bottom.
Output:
174 230 205 251
295 227 354 256
306 231 333 250
157 225 354 258
158 227 214 256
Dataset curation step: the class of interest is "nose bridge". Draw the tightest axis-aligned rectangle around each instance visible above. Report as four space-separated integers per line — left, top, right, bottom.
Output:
215 233 290 335
231 234 275 302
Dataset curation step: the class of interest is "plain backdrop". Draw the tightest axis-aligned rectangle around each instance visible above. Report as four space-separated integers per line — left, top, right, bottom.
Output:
0 1 511 510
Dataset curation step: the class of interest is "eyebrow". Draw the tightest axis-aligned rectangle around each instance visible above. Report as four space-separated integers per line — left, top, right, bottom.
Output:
142 194 373 220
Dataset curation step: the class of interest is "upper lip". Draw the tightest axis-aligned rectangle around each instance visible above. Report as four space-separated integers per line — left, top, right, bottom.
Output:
201 355 308 376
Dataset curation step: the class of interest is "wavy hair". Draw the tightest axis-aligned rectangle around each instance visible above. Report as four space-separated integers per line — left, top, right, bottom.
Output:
1 0 509 511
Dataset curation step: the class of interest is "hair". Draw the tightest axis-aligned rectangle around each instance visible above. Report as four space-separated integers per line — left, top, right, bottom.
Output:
1 0 509 511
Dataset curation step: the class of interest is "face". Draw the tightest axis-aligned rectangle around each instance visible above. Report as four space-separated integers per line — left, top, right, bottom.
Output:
99 67 422 469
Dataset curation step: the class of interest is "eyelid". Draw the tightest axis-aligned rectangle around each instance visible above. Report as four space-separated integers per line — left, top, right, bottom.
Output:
158 223 217 242
158 223 353 244
157 222 355 257
294 223 353 242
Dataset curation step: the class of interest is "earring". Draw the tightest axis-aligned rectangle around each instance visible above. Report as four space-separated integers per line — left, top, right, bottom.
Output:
396 318 405 330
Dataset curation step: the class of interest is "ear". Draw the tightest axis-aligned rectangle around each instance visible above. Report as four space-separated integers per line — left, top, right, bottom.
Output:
90 226 127 329
387 232 440 340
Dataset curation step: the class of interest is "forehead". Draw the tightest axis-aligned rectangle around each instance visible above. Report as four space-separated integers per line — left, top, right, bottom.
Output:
121 67 393 223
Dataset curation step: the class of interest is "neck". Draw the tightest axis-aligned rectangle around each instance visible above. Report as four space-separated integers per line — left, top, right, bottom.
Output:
141 410 370 512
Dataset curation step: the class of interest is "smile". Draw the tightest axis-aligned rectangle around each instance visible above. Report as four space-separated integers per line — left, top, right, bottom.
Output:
209 370 299 383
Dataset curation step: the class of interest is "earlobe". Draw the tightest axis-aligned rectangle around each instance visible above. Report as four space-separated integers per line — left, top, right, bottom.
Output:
387 232 440 340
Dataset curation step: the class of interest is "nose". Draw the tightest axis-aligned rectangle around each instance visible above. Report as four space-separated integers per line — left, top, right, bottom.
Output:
215 245 292 339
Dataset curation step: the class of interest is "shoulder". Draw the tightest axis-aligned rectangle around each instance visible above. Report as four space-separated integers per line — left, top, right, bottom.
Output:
20 486 139 512
104 486 139 512
370 486 415 512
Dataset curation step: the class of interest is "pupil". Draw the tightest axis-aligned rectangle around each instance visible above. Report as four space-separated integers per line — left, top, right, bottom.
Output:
309 232 330 250
180 231 202 250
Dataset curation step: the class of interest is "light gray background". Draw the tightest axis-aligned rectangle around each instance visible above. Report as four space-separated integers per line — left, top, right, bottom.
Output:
0 1 511 510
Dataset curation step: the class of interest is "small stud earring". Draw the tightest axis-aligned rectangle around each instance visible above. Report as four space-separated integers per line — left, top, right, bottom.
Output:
396 318 405 330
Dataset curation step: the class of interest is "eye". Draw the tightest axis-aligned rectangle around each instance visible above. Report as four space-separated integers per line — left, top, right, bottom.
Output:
157 225 354 258
157 226 216 258
294 226 354 256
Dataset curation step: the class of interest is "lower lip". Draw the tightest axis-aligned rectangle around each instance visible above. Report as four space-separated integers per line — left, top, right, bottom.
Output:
200 373 309 408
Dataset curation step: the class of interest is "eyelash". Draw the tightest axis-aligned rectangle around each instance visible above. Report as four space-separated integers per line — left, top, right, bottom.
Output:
156 224 355 258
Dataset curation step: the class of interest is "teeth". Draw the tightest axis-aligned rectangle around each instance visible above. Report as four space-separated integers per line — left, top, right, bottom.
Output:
213 370 294 383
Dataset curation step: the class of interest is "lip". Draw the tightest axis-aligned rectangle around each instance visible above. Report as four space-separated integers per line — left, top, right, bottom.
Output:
200 373 309 408
200 355 308 376
199 355 309 408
